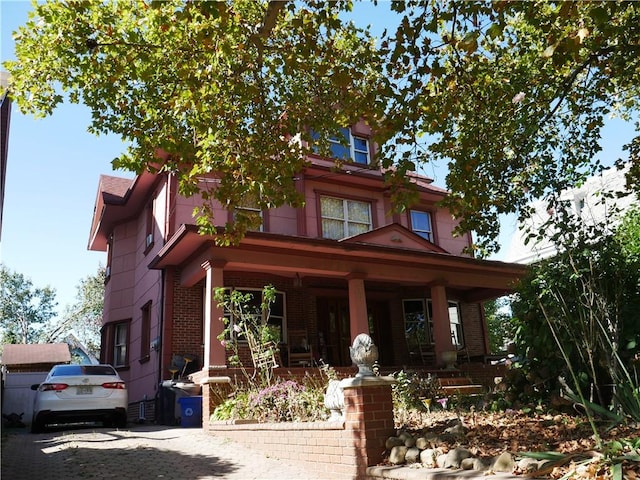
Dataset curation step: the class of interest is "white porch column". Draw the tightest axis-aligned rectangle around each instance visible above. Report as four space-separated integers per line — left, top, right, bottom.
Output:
430 282 453 367
347 273 369 342
202 259 227 370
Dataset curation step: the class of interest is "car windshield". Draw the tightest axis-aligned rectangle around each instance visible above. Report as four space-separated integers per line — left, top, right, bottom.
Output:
51 365 117 376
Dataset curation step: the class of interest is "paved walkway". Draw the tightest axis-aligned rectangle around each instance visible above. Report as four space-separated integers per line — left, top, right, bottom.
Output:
1 424 329 479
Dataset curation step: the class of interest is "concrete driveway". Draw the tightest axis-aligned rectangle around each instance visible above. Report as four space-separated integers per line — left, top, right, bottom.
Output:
1 424 327 479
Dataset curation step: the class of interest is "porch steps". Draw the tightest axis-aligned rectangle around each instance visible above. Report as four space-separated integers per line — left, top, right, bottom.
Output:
437 376 485 396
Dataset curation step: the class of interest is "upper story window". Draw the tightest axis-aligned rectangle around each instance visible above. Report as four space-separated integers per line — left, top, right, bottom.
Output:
314 128 371 165
410 210 433 242
105 234 113 280
144 198 155 252
320 196 372 240
233 199 263 232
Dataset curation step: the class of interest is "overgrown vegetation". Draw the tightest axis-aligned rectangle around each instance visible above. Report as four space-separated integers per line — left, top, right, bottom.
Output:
211 286 333 422
508 205 640 445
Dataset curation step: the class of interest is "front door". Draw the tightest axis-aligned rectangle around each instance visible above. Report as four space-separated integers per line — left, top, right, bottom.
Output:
317 298 351 366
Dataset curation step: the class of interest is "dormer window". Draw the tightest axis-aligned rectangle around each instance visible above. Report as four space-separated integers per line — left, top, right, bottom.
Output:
314 128 371 165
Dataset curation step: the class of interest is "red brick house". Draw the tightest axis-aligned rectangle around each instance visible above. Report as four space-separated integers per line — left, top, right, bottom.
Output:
88 121 525 417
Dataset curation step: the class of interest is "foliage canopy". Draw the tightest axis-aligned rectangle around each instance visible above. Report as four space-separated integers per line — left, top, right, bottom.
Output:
3 0 640 253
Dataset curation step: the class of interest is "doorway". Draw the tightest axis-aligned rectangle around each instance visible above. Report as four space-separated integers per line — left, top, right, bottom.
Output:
317 298 392 367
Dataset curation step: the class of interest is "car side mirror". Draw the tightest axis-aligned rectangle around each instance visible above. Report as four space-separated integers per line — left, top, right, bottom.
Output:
30 384 40 391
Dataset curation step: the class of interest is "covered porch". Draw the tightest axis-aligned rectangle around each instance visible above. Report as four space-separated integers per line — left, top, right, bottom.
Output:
149 223 525 376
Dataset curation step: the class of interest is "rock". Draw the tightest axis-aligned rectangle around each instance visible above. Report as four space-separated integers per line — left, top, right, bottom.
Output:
389 446 408 465
415 436 431 450
436 453 448 468
473 457 492 471
517 457 542 473
492 452 515 473
444 422 466 438
419 448 438 467
405 447 421 464
461 458 475 470
385 436 404 450
398 431 415 447
443 447 472 468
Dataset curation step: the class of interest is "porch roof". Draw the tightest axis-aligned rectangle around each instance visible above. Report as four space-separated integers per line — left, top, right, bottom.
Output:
149 224 527 302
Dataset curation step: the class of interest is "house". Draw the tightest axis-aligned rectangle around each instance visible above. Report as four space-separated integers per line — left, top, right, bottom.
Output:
505 163 636 264
88 121 525 419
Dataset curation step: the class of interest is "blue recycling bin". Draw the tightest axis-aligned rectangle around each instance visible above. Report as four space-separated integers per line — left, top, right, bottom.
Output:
177 396 202 427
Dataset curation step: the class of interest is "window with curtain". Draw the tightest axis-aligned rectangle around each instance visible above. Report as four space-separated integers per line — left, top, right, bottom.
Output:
320 196 371 240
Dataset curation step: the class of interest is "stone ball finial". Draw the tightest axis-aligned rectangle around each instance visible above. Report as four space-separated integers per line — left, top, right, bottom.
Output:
349 333 379 377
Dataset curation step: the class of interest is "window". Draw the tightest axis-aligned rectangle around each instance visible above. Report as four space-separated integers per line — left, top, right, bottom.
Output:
315 128 371 164
223 288 286 344
140 301 151 362
102 320 130 367
448 302 463 347
403 299 433 349
233 199 263 232
410 210 434 242
114 323 128 367
145 199 155 251
105 234 113 280
403 299 464 357
320 196 372 240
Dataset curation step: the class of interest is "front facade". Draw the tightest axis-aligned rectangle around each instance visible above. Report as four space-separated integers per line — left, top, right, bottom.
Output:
88 122 525 415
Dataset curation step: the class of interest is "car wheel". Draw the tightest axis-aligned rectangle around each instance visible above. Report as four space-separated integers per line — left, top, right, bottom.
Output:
30 419 44 434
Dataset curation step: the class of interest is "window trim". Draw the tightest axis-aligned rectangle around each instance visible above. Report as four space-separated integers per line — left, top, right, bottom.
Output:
101 319 131 369
144 198 155 254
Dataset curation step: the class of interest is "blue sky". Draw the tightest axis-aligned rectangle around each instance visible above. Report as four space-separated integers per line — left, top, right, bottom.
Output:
1 1 132 316
0 1 635 318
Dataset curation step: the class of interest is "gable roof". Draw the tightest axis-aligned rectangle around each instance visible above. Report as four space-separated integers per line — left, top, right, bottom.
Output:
1 343 71 366
341 223 449 254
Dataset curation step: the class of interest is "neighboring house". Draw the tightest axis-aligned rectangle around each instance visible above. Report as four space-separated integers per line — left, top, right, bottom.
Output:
88 120 525 418
0 71 11 241
1 343 71 422
506 164 636 264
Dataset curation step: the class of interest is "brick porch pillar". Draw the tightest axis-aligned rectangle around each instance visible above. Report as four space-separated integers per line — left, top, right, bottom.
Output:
199 376 232 432
340 376 396 477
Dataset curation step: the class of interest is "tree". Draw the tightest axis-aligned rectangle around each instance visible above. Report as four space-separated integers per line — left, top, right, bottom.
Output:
3 1 639 253
484 297 515 354
0 264 57 344
509 206 640 422
44 267 105 358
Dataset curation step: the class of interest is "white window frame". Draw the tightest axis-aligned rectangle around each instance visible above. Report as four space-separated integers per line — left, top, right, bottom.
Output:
320 196 372 240
410 210 434 242
326 128 371 165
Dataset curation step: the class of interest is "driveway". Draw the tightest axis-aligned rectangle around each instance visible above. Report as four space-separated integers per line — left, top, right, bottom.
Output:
1 424 327 479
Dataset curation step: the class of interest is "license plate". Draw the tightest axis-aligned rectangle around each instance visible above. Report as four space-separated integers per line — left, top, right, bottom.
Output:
76 386 93 395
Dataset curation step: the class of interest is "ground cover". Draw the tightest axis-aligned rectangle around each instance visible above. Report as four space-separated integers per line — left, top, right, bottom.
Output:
396 409 640 479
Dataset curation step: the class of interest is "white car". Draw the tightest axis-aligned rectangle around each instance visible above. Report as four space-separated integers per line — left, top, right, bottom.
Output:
31 364 128 433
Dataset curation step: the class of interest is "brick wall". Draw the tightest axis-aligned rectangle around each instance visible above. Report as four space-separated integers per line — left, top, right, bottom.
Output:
202 375 396 480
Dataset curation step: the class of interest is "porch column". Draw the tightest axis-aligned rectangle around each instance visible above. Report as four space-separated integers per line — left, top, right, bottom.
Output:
203 259 227 370
430 282 453 367
347 273 369 342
